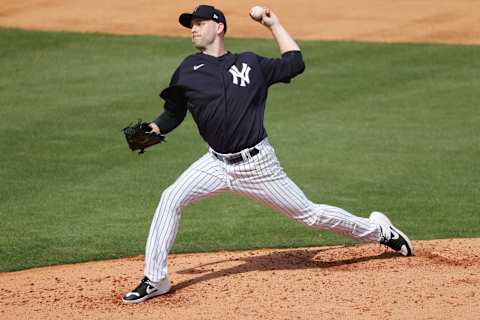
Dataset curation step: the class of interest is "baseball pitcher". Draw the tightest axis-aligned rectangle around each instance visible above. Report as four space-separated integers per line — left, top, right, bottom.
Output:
122 4 413 304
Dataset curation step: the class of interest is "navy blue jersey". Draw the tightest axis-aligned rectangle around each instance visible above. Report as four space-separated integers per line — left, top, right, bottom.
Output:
154 50 305 153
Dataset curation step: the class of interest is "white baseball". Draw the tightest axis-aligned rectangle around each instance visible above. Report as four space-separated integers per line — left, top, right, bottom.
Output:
249 6 265 21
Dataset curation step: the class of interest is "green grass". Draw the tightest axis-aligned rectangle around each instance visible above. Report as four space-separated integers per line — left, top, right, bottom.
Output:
0 28 479 272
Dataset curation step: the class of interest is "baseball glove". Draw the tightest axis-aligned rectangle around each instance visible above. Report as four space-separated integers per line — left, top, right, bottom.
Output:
122 120 165 154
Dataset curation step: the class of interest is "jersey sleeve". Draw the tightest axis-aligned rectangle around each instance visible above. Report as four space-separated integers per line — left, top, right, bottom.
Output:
153 67 188 134
257 50 305 86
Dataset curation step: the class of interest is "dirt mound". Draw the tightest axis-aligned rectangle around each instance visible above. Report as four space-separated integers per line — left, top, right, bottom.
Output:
0 0 479 44
1 239 479 319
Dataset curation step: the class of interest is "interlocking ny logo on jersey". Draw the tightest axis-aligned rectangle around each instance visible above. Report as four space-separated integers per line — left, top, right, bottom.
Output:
229 63 251 87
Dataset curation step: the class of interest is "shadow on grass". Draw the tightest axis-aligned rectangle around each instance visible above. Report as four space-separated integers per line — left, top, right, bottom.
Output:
170 246 398 293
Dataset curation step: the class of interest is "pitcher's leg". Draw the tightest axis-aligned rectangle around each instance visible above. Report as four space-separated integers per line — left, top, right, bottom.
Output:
144 153 227 282
238 175 380 242
232 142 381 243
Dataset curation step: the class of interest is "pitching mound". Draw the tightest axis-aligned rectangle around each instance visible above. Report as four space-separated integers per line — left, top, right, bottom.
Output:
1 239 479 319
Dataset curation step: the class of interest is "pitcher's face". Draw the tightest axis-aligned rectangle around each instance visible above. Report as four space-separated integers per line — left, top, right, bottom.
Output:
191 18 222 50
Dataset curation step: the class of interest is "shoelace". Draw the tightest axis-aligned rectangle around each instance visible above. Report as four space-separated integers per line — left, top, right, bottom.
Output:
133 277 152 290
141 277 159 290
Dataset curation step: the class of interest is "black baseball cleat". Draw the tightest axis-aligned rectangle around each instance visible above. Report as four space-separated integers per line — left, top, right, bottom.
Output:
122 276 171 304
370 211 413 256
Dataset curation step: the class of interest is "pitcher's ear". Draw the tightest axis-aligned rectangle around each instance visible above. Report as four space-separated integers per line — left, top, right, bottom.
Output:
217 22 225 35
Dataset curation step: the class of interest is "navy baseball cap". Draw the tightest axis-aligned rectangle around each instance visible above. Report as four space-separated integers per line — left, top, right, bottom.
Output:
179 5 227 33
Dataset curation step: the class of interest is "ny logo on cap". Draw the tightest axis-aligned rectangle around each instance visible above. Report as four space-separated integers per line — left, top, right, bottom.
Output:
229 63 251 87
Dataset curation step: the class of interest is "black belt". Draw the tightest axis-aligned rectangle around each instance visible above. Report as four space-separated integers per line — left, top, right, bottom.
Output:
212 148 260 164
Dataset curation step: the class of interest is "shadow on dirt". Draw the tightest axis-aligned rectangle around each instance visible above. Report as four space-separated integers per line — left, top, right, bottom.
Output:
171 246 398 293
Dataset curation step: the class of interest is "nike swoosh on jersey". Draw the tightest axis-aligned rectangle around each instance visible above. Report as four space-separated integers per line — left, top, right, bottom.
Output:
193 64 205 71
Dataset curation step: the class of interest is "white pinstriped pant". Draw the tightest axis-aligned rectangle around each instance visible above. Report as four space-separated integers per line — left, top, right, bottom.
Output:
144 138 381 282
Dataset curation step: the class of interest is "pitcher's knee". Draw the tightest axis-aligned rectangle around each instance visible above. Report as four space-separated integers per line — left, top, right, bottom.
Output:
289 205 322 227
289 204 336 230
296 214 320 227
158 185 185 213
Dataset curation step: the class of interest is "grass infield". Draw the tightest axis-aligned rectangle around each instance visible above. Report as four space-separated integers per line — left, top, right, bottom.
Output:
0 28 479 272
